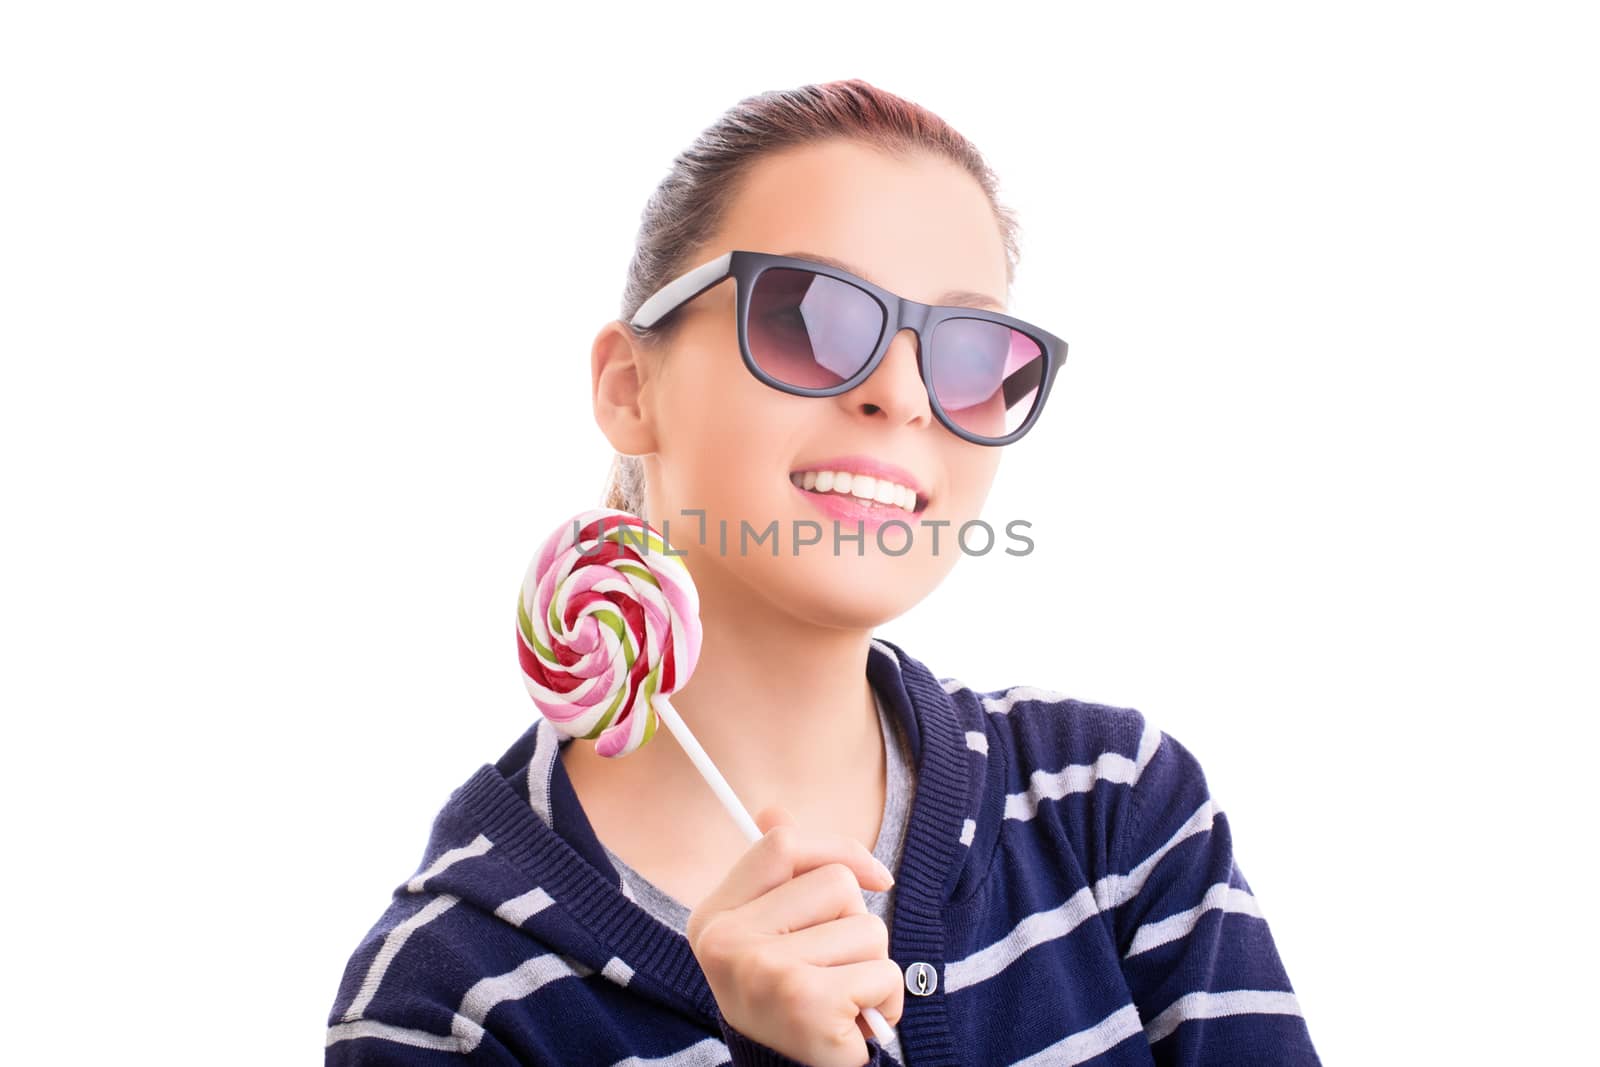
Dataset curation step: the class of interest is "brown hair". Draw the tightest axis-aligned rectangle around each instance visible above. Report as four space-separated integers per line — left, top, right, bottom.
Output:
602 78 1022 515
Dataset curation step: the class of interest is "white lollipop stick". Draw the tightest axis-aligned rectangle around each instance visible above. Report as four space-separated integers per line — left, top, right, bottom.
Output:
652 692 900 1048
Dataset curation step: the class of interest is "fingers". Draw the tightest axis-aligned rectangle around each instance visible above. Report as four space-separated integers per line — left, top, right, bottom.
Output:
698 805 894 922
778 911 891 968
755 805 796 834
830 957 906 1027
736 860 870 936
687 803 905 1067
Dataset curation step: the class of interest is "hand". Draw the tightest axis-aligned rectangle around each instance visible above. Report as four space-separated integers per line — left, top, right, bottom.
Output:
686 804 905 1067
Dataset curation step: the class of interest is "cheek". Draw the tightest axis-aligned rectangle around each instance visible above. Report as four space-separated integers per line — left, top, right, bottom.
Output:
653 347 799 504
670 372 780 461
944 450 1002 515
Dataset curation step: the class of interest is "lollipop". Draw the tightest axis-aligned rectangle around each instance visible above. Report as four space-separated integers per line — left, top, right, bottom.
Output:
516 507 898 1046
518 507 701 760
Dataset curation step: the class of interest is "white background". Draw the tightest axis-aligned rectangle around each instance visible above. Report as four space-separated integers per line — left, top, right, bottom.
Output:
4 2 1595 1063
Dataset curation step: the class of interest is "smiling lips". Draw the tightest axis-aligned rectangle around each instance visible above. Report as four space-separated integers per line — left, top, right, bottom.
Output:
788 467 926 517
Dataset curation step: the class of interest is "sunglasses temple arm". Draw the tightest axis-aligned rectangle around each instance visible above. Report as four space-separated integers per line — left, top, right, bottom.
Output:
1002 359 1054 409
1041 344 1066 394
628 251 736 329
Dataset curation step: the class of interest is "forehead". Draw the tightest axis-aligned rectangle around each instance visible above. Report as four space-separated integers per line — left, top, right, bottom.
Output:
713 138 1009 311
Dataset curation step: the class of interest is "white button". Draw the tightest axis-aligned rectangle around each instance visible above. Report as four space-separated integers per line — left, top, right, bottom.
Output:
904 961 938 997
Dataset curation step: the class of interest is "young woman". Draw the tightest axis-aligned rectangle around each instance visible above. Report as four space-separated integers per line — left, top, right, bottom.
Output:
326 79 1322 1067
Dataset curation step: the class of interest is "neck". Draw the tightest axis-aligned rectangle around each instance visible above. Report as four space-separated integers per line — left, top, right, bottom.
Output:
673 584 880 796
566 545 885 842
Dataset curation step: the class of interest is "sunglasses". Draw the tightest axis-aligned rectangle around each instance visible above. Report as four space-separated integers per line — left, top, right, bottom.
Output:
627 250 1068 446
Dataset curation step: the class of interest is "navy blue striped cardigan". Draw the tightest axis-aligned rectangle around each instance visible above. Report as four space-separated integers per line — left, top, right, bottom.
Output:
326 636 1321 1065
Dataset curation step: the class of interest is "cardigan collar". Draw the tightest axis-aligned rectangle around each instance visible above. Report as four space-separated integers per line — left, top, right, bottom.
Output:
448 636 973 1063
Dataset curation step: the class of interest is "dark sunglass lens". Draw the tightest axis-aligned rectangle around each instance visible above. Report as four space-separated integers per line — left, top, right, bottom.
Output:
928 318 1046 440
747 268 885 389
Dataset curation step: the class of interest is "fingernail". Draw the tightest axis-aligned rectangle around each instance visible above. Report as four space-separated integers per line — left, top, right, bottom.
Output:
876 858 895 885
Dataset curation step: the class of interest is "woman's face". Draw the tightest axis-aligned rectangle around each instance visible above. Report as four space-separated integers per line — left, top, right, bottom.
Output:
608 138 1011 630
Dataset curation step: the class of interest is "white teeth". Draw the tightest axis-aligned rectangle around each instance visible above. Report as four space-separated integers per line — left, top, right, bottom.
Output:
789 469 923 515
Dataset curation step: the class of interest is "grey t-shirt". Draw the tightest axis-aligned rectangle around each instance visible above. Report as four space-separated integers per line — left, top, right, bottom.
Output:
602 682 916 937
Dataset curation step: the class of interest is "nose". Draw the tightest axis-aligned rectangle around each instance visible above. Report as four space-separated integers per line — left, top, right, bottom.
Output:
838 327 934 431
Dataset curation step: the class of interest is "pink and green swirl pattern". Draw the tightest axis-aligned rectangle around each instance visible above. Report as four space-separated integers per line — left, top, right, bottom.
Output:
516 508 702 758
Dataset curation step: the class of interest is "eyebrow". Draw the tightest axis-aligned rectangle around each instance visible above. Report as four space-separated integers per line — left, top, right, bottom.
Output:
778 250 1006 311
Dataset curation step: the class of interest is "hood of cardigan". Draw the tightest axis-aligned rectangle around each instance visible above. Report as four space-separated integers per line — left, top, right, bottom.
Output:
405 635 992 1056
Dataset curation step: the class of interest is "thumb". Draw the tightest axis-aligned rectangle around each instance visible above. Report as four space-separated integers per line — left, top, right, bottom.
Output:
755 804 796 836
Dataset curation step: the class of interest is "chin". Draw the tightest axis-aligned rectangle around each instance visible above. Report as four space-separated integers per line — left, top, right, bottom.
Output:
760 557 933 628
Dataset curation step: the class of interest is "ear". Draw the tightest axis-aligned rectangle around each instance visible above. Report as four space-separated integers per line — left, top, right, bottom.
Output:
592 320 659 456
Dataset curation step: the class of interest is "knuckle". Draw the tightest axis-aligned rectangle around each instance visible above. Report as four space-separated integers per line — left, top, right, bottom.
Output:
882 958 907 1009
821 1024 862 1060
766 824 797 859
694 914 737 965
865 913 890 953
826 862 858 895
684 907 708 948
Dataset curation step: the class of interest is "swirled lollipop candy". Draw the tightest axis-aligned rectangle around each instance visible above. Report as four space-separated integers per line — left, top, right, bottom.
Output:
517 507 701 759
515 506 897 1046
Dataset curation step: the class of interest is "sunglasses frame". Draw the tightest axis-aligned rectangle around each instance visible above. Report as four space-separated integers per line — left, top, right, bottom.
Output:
627 249 1068 446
